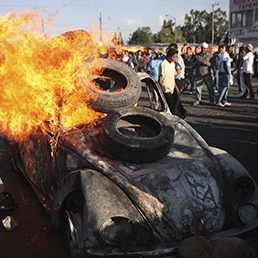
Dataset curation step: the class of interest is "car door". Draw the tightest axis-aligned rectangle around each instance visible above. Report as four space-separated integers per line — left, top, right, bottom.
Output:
19 125 57 197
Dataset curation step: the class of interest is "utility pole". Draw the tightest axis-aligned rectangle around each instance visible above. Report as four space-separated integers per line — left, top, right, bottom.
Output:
165 15 177 43
42 19 44 32
99 12 102 42
118 27 121 45
211 3 219 45
158 33 168 43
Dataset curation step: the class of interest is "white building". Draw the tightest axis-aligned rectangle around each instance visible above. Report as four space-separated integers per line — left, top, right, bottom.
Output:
229 0 258 52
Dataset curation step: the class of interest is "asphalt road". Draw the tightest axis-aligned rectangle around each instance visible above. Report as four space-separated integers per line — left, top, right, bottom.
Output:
0 76 257 257
0 136 71 258
180 76 258 183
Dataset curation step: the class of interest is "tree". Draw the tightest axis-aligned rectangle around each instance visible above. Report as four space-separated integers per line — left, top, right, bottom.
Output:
214 8 229 44
128 27 154 44
162 19 174 34
181 8 228 44
175 26 186 43
154 20 186 43
156 28 171 43
181 10 208 43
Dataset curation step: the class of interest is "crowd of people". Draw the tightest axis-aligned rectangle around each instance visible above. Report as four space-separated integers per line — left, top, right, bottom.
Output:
105 42 257 119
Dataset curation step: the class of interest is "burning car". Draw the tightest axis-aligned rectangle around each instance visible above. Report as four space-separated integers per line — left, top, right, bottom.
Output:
5 59 258 258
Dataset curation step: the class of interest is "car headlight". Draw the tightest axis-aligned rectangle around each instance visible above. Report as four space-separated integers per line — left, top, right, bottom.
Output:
232 177 255 204
237 203 258 225
99 217 133 246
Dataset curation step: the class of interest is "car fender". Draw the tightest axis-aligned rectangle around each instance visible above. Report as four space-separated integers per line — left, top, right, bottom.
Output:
52 170 82 227
52 169 156 248
79 169 156 248
210 147 258 227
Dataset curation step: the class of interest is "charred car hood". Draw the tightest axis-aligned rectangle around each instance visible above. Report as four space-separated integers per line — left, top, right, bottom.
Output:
60 116 225 241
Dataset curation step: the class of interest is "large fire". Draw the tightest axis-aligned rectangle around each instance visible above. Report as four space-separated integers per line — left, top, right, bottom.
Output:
0 8 108 140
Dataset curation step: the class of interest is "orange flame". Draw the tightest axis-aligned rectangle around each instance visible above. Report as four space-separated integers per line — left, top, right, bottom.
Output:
0 8 108 141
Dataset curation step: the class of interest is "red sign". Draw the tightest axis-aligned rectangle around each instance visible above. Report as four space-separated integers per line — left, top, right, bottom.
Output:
233 0 258 10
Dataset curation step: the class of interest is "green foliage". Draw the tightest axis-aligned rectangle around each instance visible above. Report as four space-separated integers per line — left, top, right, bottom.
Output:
128 27 154 44
154 20 186 43
126 8 228 45
181 8 228 44
156 28 171 43
176 27 186 43
162 19 175 34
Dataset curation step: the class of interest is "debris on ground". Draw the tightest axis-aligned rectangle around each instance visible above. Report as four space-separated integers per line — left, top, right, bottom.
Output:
2 216 17 231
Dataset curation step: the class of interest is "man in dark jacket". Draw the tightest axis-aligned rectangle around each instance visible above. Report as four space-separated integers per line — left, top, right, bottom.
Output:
191 42 215 105
127 52 138 71
236 46 245 94
183 46 195 94
135 50 144 72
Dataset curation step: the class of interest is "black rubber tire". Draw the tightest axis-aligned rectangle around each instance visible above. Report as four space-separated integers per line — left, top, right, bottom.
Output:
53 30 95 63
89 59 142 113
57 30 91 40
101 107 174 163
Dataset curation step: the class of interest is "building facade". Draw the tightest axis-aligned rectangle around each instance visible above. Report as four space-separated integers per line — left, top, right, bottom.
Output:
229 0 258 51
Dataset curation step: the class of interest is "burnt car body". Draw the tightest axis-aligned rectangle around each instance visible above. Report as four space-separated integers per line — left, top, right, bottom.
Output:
5 59 258 258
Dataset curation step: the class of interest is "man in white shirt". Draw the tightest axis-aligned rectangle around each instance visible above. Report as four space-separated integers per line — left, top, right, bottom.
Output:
216 45 233 107
159 48 187 119
168 43 185 92
122 50 129 63
240 44 255 99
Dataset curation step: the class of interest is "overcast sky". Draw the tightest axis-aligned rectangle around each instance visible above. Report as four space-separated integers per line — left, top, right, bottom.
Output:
0 0 229 43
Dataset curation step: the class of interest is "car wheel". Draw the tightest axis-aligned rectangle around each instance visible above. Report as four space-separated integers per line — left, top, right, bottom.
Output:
89 59 142 113
101 107 175 163
65 210 84 258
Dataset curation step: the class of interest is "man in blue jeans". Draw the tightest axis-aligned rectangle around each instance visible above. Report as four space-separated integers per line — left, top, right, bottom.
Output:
212 45 225 93
216 45 233 107
147 50 165 109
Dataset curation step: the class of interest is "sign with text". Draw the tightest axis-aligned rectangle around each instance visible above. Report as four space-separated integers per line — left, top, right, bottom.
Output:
231 0 258 11
230 0 258 39
230 26 258 38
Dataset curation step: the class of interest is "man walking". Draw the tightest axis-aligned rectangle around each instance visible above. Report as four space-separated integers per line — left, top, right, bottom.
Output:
168 43 185 93
191 42 215 105
183 46 195 94
159 48 187 119
236 46 246 95
216 45 233 107
240 44 255 99
146 48 153 74
212 45 226 93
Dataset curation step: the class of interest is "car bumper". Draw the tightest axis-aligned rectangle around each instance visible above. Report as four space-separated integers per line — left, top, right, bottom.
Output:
86 218 258 257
